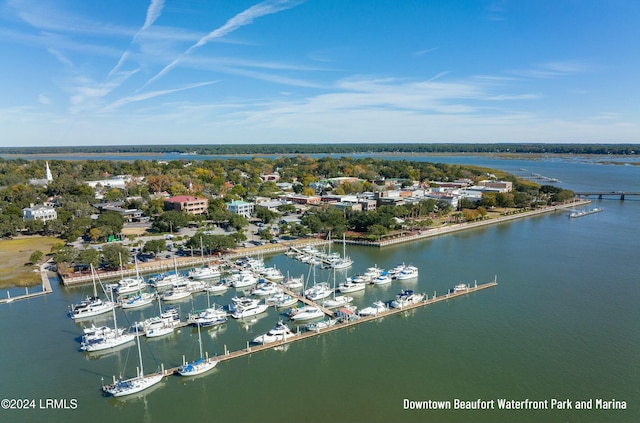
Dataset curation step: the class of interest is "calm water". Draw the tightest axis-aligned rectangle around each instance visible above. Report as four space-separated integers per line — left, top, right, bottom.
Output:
1 157 639 423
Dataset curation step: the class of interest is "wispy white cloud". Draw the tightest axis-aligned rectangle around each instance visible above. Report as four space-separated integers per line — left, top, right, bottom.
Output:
509 61 593 79
107 0 165 80
38 94 52 105
413 47 439 57
143 0 306 87
69 69 140 114
102 81 217 112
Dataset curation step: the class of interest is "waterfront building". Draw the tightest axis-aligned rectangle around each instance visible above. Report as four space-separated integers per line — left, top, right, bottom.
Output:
164 195 209 215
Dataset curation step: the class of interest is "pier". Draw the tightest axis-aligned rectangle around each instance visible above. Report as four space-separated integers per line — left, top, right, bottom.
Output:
150 279 497 377
0 264 53 304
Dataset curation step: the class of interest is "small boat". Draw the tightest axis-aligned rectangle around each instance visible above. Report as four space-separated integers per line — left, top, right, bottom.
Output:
372 272 392 285
252 320 298 344
205 280 229 294
362 265 383 282
454 283 469 292
188 265 222 280
177 324 218 377
289 306 325 321
321 295 353 309
160 281 192 302
120 291 155 309
188 305 228 327
304 282 333 301
69 265 115 319
251 281 281 297
390 290 425 309
229 297 268 319
142 305 181 338
102 328 163 396
358 300 389 316
395 265 419 280
81 293 135 352
337 277 366 293
229 271 258 288
305 318 337 331
149 272 184 290
260 266 284 282
112 256 146 295
282 274 304 290
265 292 298 308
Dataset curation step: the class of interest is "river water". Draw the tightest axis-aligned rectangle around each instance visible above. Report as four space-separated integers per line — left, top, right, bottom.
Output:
0 155 638 423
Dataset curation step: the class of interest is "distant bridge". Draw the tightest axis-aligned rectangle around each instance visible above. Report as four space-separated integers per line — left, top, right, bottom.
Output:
575 191 640 200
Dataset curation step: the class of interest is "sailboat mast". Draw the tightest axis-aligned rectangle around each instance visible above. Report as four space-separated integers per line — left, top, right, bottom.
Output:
136 327 144 378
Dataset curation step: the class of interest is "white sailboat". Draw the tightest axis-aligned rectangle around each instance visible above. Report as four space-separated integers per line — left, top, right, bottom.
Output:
177 324 218 376
330 234 353 269
102 328 164 396
188 237 222 280
69 264 115 319
112 255 146 295
81 291 135 352
321 268 353 309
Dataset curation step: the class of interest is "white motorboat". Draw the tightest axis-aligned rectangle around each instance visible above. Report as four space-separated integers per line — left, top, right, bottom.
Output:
149 272 184 290
330 234 353 269
69 265 115 319
187 279 209 293
390 290 425 309
188 305 228 327
395 265 419 280
142 305 181 338
229 271 258 288
321 295 353 309
205 280 229 294
252 320 298 344
454 283 469 292
102 328 163 396
358 300 389 316
260 266 284 282
362 265 383 282
229 297 268 319
251 281 281 296
304 282 333 301
177 324 218 377
188 265 221 280
82 325 124 344
265 292 298 308
337 278 366 293
160 281 192 302
282 274 304 290
305 318 337 331
120 291 155 309
289 306 325 321
372 272 392 285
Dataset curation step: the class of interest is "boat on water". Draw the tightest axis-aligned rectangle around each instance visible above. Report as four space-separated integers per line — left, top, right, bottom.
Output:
321 295 353 309
229 270 258 288
205 280 229 294
112 255 146 295
390 290 425 309
160 281 192 302
139 301 181 338
81 292 135 352
454 283 469 292
329 234 353 269
120 291 155 309
252 320 298 344
305 318 338 331
265 292 298 308
102 328 163 396
569 206 603 218
229 297 268 319
177 324 218 377
358 300 389 316
282 274 304 290
304 282 333 301
362 265 383 282
260 266 284 282
372 272 392 285
149 272 185 290
188 237 222 280
395 265 419 280
337 276 366 293
289 306 325 321
251 281 281 296
69 265 115 319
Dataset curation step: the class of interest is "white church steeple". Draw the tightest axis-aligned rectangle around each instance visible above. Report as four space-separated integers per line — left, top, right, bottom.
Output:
45 161 53 182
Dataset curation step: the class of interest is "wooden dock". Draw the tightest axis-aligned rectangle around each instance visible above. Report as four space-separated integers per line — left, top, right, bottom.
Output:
153 279 498 377
0 264 53 305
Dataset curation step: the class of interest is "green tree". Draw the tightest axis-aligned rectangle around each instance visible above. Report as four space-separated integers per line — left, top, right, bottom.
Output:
77 248 102 268
367 224 388 240
101 243 131 269
143 239 167 254
29 250 44 265
93 211 124 239
152 210 190 233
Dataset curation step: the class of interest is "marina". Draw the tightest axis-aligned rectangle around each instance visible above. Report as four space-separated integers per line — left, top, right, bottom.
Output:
0 156 638 423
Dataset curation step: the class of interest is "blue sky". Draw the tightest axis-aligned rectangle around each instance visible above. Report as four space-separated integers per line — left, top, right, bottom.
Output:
1 0 638 147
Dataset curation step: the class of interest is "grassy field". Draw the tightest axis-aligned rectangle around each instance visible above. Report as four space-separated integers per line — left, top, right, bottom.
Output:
0 236 62 288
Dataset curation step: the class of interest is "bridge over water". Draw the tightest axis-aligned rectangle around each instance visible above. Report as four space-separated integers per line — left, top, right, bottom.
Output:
575 191 640 200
